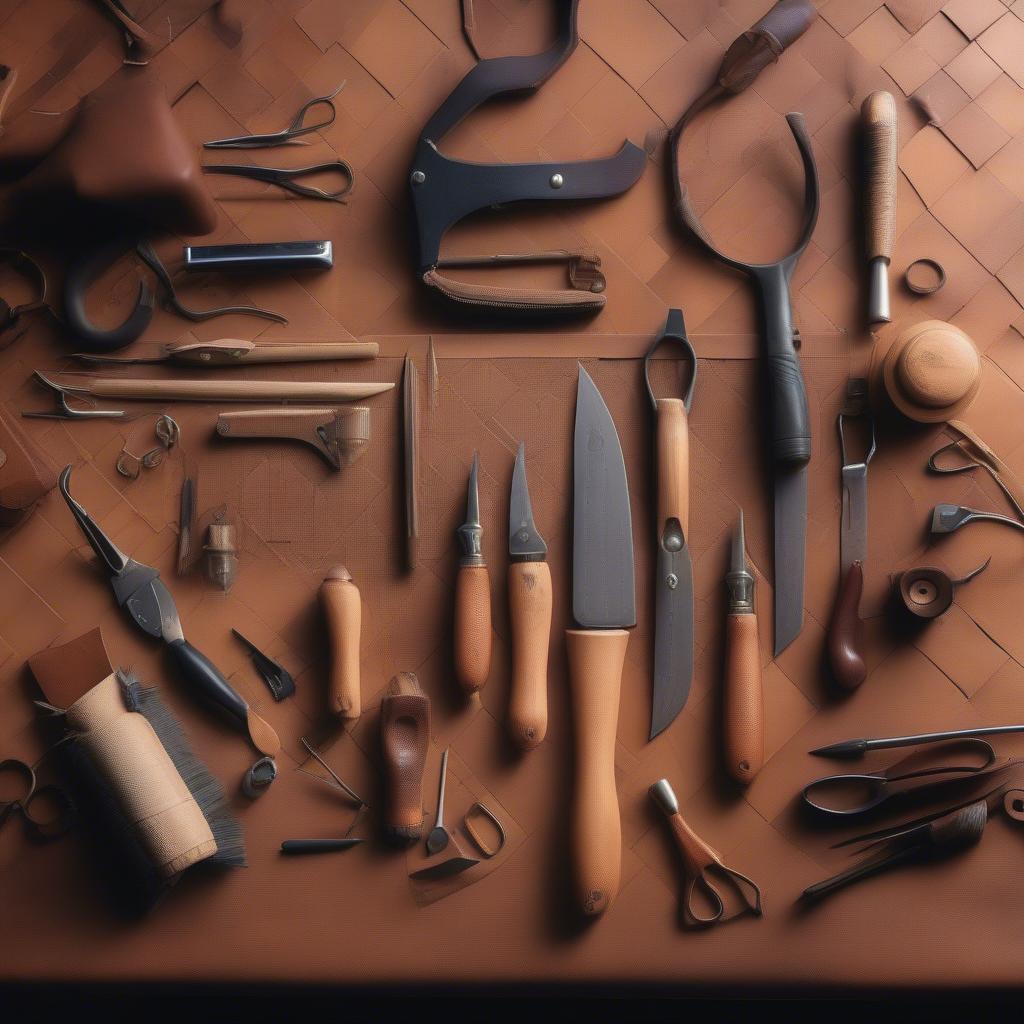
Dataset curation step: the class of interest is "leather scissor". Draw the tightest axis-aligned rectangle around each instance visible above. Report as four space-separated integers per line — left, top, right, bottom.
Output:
0 756 74 842
203 161 354 202
204 83 346 149
802 737 1004 818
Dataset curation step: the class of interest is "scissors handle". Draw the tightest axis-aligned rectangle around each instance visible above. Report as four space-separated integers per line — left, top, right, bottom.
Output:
203 161 354 201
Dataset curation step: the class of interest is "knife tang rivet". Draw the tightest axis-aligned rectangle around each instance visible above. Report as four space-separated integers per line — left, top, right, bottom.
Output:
411 170 426 185
666 573 678 590
549 173 564 188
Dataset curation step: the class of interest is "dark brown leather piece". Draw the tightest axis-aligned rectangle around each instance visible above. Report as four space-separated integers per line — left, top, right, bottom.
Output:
380 672 429 844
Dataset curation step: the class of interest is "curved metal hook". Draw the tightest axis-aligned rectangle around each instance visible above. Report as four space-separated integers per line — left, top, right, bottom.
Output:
63 238 154 353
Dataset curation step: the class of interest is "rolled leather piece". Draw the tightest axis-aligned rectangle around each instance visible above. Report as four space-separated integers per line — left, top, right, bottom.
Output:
0 408 55 526
380 672 430 844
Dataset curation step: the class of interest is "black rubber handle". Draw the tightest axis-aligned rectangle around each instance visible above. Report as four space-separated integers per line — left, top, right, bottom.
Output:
754 261 811 465
168 638 248 726
280 839 364 855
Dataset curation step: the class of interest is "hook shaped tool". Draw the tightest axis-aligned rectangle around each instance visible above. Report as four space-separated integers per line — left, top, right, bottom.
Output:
204 83 346 148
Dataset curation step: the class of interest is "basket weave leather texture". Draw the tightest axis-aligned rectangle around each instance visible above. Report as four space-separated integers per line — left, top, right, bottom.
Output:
5 0 1024 989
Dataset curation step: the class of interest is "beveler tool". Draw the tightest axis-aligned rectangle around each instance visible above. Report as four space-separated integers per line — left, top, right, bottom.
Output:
862 91 897 324
827 379 875 691
723 512 763 786
507 441 551 750
567 365 636 916
231 629 296 702
644 309 697 738
454 453 491 696
426 747 451 856
75 337 378 365
649 779 762 928
669 3 820 654
57 467 281 766
320 566 361 720
216 407 370 470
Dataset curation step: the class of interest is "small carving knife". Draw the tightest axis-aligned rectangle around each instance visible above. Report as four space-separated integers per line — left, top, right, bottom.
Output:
567 365 636 916
454 453 491 695
862 91 897 325
644 309 697 739
507 442 551 750
724 512 763 785
826 379 875 691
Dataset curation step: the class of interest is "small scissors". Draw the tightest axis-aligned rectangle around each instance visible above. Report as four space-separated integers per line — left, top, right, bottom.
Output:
650 779 762 927
204 83 346 149
802 738 1004 818
203 160 354 202
0 756 74 842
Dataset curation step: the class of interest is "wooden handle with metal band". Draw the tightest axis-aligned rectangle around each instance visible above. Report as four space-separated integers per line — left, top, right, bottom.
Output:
862 91 897 262
320 566 361 719
724 613 763 785
655 397 689 537
665 810 719 876
507 560 552 750
73 377 394 402
827 561 866 691
566 627 628 916
454 564 491 694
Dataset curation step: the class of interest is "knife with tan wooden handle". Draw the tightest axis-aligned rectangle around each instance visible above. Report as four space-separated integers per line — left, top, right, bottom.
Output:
567 366 636 916
507 442 551 750
320 565 361 719
862 90 897 324
724 511 764 785
454 453 491 695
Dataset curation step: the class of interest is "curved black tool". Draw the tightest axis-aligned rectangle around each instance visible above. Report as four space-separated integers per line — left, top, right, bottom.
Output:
63 238 155 353
202 160 354 201
204 83 346 148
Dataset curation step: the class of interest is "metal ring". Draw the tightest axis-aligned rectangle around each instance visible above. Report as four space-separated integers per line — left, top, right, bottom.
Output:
905 258 946 295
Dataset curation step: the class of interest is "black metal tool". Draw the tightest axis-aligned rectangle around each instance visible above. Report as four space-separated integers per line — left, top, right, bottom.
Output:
203 160 353 201
57 466 280 763
204 83 345 149
669 4 819 655
812 725 1024 759
231 629 296 702
280 838 364 855
183 241 333 272
930 503 1024 535
409 856 479 882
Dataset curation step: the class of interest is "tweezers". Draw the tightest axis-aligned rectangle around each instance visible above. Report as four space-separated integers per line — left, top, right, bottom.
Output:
203 160 354 202
204 83 346 149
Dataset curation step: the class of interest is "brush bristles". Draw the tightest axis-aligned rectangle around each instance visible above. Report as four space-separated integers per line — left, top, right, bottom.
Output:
118 671 246 868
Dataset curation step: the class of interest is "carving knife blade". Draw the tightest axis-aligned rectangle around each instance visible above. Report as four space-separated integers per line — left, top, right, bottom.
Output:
567 364 635 917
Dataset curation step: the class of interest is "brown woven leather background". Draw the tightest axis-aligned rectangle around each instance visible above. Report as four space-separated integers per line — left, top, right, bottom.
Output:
4 0 1024 989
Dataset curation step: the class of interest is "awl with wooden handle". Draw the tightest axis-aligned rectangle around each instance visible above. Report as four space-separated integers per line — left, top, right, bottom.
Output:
724 512 763 785
567 366 636 916
507 442 551 750
454 453 491 695
862 90 898 324
320 566 361 719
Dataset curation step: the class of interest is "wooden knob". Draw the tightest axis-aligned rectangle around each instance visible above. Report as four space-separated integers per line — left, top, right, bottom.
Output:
320 566 361 719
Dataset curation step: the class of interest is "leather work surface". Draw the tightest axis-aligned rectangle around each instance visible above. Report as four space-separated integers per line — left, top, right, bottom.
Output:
7 0 1024 992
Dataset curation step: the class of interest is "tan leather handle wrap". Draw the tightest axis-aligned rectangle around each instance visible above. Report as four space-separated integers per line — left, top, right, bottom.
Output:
655 398 688 536
724 613 764 785
78 377 394 402
320 572 361 719
454 564 491 694
566 628 628 916
507 560 552 750
862 90 897 261
67 673 216 878
666 811 721 875
827 561 866 691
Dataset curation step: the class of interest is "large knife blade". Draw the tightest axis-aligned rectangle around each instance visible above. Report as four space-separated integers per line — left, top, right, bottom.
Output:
567 364 635 917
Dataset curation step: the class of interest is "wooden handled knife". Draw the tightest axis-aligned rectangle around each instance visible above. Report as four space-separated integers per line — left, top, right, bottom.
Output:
567 365 635 916
507 442 551 750
862 91 897 324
